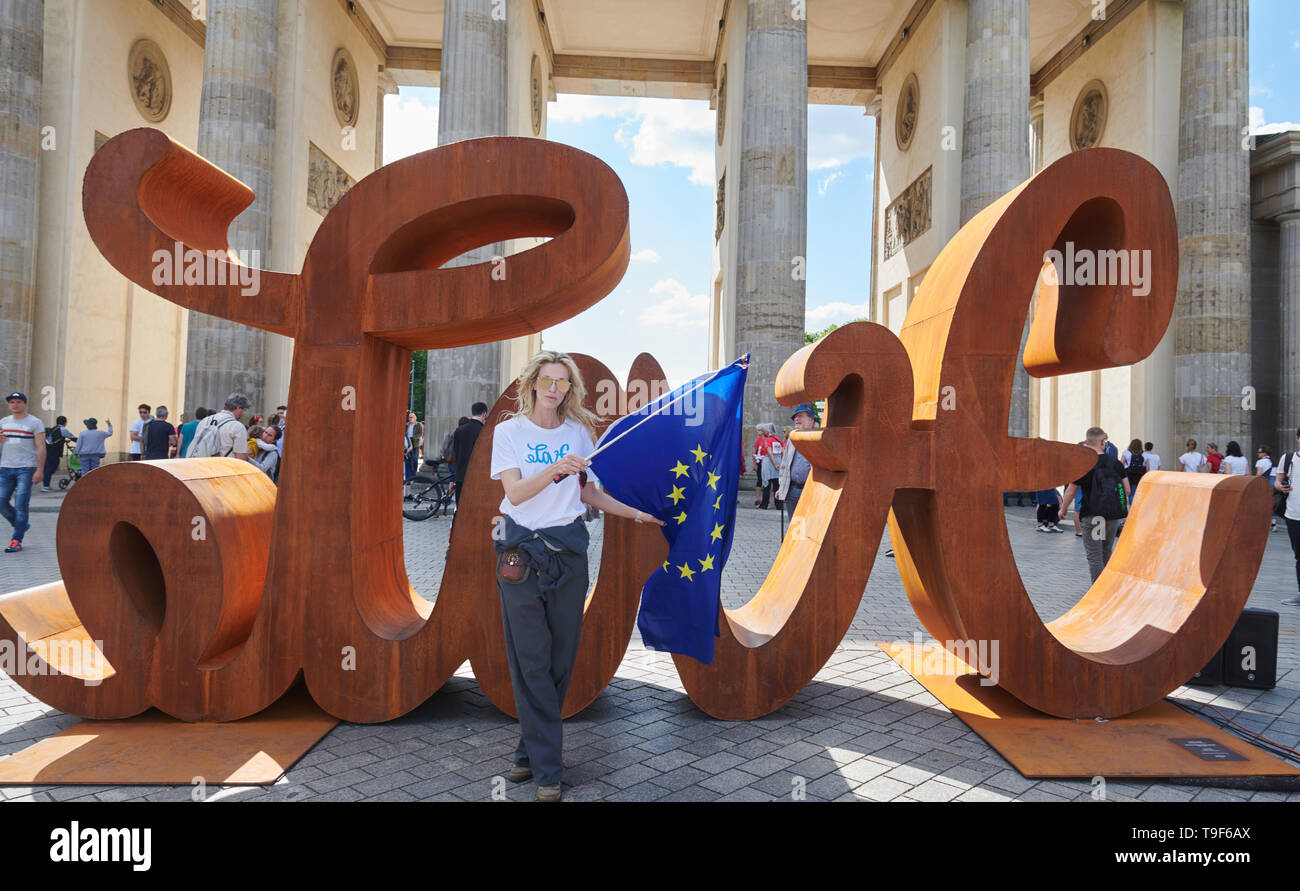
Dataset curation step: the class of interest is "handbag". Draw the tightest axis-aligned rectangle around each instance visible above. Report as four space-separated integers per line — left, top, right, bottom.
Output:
497 548 530 585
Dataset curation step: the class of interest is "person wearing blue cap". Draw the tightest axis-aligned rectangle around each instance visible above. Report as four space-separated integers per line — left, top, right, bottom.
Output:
777 402 818 525
0 392 46 553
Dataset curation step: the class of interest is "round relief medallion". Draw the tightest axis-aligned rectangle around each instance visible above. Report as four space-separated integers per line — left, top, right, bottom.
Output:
716 64 727 146
530 54 543 136
331 47 360 129
1070 80 1108 151
128 38 172 123
896 72 919 152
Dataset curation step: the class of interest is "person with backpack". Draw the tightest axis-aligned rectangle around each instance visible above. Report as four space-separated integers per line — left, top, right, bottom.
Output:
187 394 252 461
1204 442 1224 473
1059 426 1132 582
41 416 76 492
140 406 177 460
1119 437 1146 492
1276 429 1300 606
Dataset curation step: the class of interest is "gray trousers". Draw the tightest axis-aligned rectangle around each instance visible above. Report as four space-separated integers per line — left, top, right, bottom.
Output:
497 552 588 785
1079 514 1119 582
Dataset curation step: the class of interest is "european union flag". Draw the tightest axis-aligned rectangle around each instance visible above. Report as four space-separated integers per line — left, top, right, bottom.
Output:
588 356 748 664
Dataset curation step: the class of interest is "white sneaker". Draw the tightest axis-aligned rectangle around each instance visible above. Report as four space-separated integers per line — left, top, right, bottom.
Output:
1282 596 1300 606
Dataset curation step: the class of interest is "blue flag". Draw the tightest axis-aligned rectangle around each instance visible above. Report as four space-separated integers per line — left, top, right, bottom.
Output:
588 356 748 664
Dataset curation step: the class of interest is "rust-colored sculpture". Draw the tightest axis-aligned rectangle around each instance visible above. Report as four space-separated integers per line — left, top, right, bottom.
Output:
0 135 1270 727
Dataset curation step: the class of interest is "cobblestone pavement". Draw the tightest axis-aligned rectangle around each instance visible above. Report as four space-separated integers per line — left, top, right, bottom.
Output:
2 490 1299 803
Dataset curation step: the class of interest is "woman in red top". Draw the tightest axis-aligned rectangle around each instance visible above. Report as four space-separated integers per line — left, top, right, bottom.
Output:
753 424 783 509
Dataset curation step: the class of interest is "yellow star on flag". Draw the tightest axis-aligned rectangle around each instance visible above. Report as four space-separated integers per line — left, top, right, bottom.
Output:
678 562 696 581
667 484 686 505
674 511 688 525
670 460 691 478
662 560 669 572
698 554 715 573
710 522 725 542
690 444 708 464
706 470 721 491
713 494 722 510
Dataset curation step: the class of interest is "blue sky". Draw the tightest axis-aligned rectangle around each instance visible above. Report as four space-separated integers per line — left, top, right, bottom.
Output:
386 0 1297 388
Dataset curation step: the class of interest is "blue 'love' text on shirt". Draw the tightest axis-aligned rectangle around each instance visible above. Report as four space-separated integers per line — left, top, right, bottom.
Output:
525 442 570 465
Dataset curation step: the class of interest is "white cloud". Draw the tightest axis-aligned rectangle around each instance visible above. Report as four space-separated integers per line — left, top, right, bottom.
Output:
638 279 709 328
808 105 874 171
816 170 844 196
549 95 718 186
548 94 623 124
806 301 870 325
630 248 661 263
1249 106 1300 137
383 92 439 164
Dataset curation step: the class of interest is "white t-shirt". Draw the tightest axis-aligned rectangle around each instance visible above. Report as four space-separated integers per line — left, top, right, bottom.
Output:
129 418 144 454
1142 451 1161 471
1281 452 1300 522
490 415 596 530
1256 456 1274 478
1179 451 1205 473
1220 454 1249 476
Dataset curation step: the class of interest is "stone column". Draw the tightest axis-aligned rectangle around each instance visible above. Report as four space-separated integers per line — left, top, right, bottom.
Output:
375 69 398 170
960 0 1030 437
424 0 507 444
1279 212 1300 451
188 0 278 413
1174 0 1251 454
867 94 882 325
735 0 807 450
0 0 42 392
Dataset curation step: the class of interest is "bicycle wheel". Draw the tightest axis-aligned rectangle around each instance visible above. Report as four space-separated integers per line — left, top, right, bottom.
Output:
402 478 440 521
433 480 456 517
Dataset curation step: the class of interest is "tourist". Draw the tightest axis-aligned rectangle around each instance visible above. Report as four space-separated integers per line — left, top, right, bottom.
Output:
1273 430 1300 605
1120 437 1146 491
1218 441 1249 475
140 406 176 460
753 423 782 509
1035 488 1064 533
1205 442 1224 473
451 402 488 505
0 392 46 553
246 425 264 457
1258 446 1278 533
778 403 817 525
177 408 207 457
403 410 423 498
74 418 112 474
41 415 76 492
188 394 251 460
1141 442 1161 472
1178 439 1205 472
440 416 468 478
1059 427 1131 582
489 350 662 801
128 403 150 460
251 426 281 482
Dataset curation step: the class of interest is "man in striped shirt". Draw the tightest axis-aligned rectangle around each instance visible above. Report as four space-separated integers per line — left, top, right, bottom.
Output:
0 392 46 553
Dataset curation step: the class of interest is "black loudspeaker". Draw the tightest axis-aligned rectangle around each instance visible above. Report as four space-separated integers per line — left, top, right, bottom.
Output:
1221 608 1279 690
1188 648 1223 686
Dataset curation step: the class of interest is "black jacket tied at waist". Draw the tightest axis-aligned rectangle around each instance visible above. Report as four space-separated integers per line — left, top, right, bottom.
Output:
494 514 590 594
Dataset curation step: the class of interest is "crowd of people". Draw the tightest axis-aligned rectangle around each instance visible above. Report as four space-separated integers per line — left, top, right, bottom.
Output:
750 403 818 527
0 391 286 553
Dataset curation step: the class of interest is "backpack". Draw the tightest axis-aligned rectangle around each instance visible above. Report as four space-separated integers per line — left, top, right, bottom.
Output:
44 426 64 447
1087 455 1128 520
188 413 243 458
1125 450 1145 486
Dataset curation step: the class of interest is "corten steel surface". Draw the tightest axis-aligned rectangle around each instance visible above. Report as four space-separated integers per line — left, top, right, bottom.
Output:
675 147 1270 720
881 642 1299 778
0 137 1273 729
0 688 337 786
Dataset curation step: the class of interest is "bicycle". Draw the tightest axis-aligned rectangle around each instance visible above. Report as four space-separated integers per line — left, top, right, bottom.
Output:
402 458 456 521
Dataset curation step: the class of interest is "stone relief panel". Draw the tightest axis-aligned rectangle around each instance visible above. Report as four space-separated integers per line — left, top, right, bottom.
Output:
530 54 543 136
128 38 172 123
715 171 726 242
1070 80 1108 151
883 167 932 260
307 142 356 217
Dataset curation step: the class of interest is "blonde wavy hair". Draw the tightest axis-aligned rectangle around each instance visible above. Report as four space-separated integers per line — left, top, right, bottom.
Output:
506 350 599 438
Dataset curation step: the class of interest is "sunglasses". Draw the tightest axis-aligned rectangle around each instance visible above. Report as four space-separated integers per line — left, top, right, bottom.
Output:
537 375 571 394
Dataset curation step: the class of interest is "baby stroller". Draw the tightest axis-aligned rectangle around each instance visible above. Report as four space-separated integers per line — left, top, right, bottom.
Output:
58 452 83 490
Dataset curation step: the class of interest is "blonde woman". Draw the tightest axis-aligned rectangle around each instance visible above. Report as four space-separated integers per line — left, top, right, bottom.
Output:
489 351 663 801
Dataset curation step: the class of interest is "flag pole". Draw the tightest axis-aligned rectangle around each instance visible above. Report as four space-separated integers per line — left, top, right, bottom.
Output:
552 353 749 484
